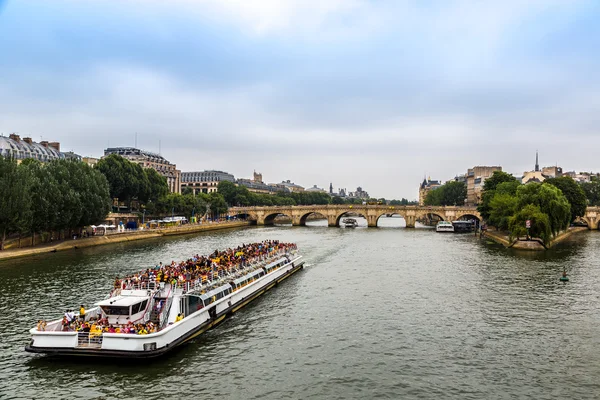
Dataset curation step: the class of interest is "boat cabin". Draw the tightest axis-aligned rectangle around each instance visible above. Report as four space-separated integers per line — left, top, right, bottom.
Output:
96 295 150 326
264 258 287 274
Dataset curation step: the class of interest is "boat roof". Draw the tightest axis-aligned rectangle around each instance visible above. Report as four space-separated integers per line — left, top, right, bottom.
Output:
96 295 148 307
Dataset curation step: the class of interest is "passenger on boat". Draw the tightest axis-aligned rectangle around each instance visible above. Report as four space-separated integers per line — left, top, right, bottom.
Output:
79 305 86 321
175 314 184 322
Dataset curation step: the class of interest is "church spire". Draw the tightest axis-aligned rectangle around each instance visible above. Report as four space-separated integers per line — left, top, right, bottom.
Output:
535 150 539 172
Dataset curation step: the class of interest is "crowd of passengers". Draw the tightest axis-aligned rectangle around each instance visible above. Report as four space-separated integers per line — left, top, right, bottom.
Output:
114 240 297 292
37 241 296 335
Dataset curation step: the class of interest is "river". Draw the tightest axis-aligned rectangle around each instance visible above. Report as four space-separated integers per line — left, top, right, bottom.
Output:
1 217 600 399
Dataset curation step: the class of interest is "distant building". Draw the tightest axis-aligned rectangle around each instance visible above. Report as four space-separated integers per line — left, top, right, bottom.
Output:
236 170 284 194
237 178 283 194
522 152 562 184
466 166 502 205
82 156 99 168
305 185 326 193
104 147 181 193
271 180 305 193
419 178 442 205
0 134 75 163
181 170 235 195
348 186 369 199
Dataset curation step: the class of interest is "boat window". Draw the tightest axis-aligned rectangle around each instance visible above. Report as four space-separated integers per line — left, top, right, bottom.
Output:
101 306 130 316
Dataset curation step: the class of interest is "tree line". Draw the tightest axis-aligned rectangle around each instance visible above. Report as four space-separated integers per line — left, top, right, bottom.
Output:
0 157 111 250
96 155 229 220
424 181 468 206
478 172 586 244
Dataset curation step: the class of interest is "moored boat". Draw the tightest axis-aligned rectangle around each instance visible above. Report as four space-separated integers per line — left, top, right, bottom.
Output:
435 221 454 232
25 241 304 358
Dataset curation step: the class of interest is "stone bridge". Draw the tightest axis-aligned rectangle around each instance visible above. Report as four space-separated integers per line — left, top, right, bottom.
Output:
228 205 482 228
582 206 600 229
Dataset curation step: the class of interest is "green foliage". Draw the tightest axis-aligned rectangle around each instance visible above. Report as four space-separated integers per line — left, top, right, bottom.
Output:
0 157 111 249
96 154 168 209
545 176 587 222
488 193 518 231
581 180 600 206
424 181 467 206
509 204 552 245
332 196 345 204
389 198 418 205
0 157 32 249
477 171 518 220
515 183 570 235
145 168 169 202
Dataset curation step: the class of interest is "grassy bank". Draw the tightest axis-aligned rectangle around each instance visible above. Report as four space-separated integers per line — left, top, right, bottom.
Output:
0 221 252 262
482 226 588 251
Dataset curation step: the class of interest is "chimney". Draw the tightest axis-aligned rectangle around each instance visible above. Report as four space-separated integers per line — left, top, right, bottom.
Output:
40 141 49 148
23 137 33 144
49 142 60 152
9 133 20 142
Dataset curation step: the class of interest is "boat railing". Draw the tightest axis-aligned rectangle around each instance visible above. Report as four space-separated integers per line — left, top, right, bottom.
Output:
77 331 103 348
158 296 173 330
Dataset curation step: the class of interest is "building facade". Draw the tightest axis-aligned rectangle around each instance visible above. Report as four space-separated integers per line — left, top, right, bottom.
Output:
181 170 235 194
104 147 181 193
305 185 326 193
522 152 562 184
466 166 502 205
0 134 73 162
419 178 442 205
348 186 369 199
270 180 305 193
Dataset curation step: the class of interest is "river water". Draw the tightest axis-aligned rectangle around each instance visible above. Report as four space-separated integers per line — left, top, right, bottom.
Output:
1 217 600 399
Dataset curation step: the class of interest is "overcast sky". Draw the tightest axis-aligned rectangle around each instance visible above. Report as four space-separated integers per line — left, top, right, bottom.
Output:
1 0 599 199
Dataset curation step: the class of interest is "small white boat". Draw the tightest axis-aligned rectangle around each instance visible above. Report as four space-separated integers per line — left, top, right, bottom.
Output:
435 221 454 232
342 218 358 228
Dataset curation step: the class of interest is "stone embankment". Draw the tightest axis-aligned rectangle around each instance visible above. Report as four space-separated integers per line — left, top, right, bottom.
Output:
0 221 252 262
482 226 588 251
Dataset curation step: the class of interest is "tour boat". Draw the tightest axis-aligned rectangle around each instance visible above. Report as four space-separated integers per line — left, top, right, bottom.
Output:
25 245 304 358
342 218 358 228
435 221 454 232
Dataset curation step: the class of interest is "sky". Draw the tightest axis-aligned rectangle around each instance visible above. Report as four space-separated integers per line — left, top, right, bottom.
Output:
1 0 599 200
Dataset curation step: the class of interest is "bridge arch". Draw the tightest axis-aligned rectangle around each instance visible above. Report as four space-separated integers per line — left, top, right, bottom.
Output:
299 212 328 226
335 211 367 227
263 212 293 226
375 212 407 228
231 210 258 224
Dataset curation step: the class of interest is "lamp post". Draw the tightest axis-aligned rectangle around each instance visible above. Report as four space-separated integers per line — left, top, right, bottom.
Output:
142 209 146 225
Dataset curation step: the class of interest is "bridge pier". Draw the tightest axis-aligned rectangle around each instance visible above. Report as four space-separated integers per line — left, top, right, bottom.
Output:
405 215 416 228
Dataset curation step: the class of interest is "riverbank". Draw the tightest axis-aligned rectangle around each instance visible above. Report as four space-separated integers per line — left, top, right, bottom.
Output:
482 226 589 250
0 221 252 262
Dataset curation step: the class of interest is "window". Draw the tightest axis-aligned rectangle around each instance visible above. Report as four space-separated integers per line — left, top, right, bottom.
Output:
101 306 130 316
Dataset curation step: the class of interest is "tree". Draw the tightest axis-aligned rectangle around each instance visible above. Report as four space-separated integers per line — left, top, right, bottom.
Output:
509 204 552 245
545 177 587 222
332 196 345 204
441 181 467 206
424 187 443 206
581 180 600 206
96 154 151 210
478 171 519 221
217 181 239 206
145 168 168 202
424 181 466 206
488 193 518 231
0 157 32 250
208 192 228 218
515 183 570 236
